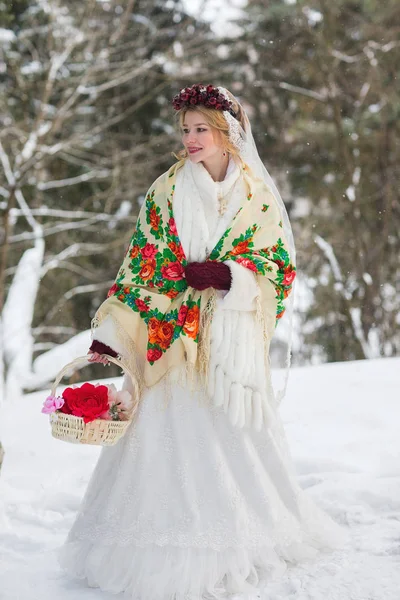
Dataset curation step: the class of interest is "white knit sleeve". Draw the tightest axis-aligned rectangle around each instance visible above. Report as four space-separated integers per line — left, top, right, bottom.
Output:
218 260 259 312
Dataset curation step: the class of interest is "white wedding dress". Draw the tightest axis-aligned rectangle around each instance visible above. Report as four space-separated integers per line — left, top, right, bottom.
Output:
59 159 345 599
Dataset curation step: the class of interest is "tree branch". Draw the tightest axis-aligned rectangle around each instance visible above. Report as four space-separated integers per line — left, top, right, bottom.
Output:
44 280 114 323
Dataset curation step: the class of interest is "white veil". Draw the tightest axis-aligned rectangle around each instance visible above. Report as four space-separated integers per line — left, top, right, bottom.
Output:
218 87 296 406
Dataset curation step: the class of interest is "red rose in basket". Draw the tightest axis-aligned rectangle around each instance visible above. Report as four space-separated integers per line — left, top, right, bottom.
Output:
42 382 133 423
59 383 109 423
43 355 137 446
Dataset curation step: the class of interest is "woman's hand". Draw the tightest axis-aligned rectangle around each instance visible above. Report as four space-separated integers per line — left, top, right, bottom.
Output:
88 340 119 364
87 351 111 365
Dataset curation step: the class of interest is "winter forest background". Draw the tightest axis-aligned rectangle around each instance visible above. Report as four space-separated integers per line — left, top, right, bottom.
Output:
0 0 399 407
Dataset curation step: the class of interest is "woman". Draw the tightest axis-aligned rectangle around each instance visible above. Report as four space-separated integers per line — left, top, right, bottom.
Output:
59 84 345 599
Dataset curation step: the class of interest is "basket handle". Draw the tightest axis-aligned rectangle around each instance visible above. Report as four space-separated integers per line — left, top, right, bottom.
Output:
50 354 138 398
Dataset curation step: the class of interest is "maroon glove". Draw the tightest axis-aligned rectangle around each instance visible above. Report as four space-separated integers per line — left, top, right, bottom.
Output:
185 261 232 291
89 340 118 358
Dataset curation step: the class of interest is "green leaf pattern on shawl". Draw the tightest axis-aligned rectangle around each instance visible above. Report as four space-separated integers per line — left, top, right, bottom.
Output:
105 162 296 365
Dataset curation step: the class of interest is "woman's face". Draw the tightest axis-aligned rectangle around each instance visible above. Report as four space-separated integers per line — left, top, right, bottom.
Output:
181 111 222 164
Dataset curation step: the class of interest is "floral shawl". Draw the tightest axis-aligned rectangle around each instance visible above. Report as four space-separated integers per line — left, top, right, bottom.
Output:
92 159 296 389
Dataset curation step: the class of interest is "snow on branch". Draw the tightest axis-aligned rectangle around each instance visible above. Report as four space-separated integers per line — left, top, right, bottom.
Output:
28 329 93 390
314 234 375 359
62 281 114 302
41 240 126 277
14 189 43 239
2 241 45 391
330 49 361 63
37 169 110 190
48 261 102 281
8 207 130 220
43 241 112 265
368 40 400 53
44 281 114 323
314 235 344 285
48 36 84 83
33 326 77 336
0 141 43 240
9 214 118 243
278 82 327 102
0 140 16 186
77 58 156 96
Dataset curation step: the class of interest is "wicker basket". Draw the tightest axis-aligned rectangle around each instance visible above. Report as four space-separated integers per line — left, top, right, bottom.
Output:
49 354 139 446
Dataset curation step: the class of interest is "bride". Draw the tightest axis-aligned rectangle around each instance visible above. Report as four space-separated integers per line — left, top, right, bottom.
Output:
59 84 345 599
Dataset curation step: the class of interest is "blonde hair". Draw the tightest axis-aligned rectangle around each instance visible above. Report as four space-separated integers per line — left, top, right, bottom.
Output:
173 89 246 161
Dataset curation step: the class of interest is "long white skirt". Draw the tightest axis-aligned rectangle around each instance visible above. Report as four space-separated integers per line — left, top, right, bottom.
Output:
58 372 345 599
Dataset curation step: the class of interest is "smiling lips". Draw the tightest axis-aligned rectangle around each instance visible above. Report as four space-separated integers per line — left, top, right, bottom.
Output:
188 147 202 154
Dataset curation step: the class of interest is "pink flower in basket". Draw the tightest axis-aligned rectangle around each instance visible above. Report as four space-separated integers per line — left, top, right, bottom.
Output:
100 384 133 422
42 395 65 414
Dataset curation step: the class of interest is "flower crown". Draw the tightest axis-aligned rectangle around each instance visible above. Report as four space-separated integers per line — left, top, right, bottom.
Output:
172 84 237 118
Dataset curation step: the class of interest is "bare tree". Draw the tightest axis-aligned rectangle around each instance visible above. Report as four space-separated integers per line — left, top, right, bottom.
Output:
215 0 400 362
0 0 211 399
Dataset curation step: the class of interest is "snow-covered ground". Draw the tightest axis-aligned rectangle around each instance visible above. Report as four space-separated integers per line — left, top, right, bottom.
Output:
0 357 399 600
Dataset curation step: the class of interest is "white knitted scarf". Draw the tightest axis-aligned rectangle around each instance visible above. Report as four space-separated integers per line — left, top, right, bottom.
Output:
173 159 276 431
